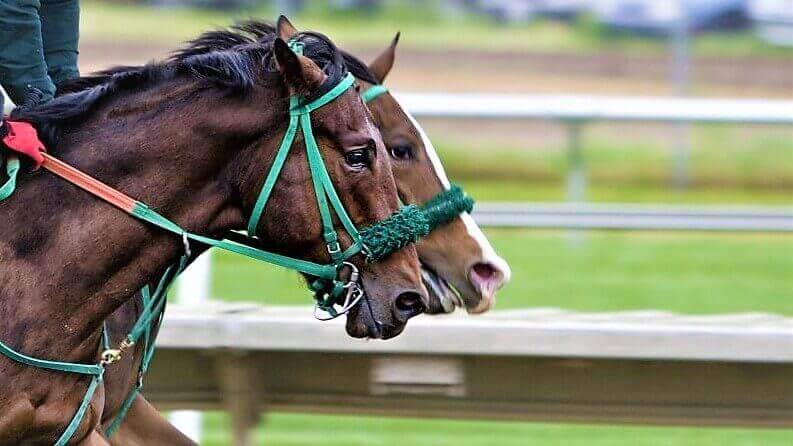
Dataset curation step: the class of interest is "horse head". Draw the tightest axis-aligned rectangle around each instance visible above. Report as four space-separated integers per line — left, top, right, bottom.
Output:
348 36 511 314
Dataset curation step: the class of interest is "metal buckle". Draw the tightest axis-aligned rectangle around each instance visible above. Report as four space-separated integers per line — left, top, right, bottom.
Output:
313 262 364 321
326 240 341 256
100 337 135 366
100 349 122 366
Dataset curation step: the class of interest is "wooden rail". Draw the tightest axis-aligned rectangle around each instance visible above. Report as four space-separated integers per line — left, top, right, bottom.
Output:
145 304 793 445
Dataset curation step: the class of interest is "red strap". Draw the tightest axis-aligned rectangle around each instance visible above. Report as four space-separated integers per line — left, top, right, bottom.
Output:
41 153 138 213
2 120 46 169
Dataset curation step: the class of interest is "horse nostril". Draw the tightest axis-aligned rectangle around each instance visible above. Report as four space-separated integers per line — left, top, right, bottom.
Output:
472 262 497 281
395 291 426 318
469 262 505 298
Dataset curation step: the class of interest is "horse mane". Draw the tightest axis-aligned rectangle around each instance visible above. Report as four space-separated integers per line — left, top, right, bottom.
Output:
15 20 348 146
57 20 380 97
172 20 380 85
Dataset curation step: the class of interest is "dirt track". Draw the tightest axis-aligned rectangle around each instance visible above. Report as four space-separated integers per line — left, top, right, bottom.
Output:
79 40 793 97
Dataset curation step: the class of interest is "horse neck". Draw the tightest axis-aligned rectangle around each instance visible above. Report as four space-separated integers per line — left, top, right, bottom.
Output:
0 83 282 363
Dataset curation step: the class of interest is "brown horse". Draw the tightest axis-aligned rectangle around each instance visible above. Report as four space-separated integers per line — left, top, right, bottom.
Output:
0 18 427 445
347 36 511 315
90 22 511 446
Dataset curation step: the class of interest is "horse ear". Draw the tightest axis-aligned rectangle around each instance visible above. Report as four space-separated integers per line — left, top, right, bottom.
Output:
368 32 400 84
277 15 299 41
273 38 327 96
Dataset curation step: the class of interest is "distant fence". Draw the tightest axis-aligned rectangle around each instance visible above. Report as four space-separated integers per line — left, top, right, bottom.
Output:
399 93 793 201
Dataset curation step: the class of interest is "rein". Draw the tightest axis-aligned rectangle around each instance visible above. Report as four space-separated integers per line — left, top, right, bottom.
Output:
0 44 473 443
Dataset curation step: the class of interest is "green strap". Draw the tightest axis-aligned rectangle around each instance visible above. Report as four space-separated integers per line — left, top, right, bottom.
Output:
102 322 111 351
362 85 389 103
246 109 299 235
0 338 103 376
0 333 104 446
131 203 339 280
55 372 104 446
0 156 20 201
105 387 138 437
301 113 361 244
291 73 356 115
106 285 163 437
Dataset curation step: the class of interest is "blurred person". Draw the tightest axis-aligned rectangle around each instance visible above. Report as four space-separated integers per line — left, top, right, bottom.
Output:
1 0 80 141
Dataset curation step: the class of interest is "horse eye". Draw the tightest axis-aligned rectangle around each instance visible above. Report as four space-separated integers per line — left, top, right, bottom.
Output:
344 149 370 168
389 144 414 160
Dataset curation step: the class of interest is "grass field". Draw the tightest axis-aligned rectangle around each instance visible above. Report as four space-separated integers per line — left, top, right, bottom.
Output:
199 413 793 446
433 124 793 197
211 229 793 315
79 1 792 57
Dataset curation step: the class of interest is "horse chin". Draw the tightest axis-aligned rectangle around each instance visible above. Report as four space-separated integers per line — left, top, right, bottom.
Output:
421 267 463 314
345 297 408 340
421 266 500 315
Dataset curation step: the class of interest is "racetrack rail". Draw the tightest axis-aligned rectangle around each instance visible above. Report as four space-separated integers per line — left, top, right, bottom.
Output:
473 202 793 232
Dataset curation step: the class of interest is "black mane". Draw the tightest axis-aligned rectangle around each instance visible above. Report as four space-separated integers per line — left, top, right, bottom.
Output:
57 20 379 97
14 20 349 146
170 20 379 85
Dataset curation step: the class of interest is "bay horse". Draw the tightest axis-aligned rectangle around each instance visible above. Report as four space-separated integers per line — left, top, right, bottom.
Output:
88 21 511 445
0 18 429 445
346 36 511 315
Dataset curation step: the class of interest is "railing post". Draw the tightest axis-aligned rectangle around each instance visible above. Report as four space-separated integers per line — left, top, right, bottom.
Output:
565 121 586 244
215 352 261 446
565 121 586 203
170 251 213 442
671 4 692 188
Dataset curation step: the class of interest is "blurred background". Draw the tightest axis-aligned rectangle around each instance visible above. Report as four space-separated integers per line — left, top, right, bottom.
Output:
62 0 793 444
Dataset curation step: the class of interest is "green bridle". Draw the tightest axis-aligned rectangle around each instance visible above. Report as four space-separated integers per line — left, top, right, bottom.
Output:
242 41 474 319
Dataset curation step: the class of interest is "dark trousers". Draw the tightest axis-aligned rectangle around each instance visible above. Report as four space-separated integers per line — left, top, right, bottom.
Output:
0 0 80 106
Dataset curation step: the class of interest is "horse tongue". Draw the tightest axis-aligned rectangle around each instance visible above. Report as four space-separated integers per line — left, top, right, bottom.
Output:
469 262 502 301
421 268 457 313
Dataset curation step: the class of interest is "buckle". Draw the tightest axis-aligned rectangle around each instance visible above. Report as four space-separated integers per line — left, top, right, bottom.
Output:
100 349 122 366
326 240 341 256
313 262 364 321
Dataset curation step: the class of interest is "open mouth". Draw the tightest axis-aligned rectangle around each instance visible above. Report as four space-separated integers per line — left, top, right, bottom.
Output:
421 266 462 314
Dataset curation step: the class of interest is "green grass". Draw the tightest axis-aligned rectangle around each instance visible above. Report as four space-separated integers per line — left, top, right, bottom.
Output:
428 123 793 205
434 125 793 198
79 1 792 57
212 229 793 315
198 412 793 446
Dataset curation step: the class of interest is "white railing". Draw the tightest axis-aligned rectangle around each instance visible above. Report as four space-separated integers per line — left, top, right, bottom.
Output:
398 92 793 201
399 94 793 124
473 203 793 232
